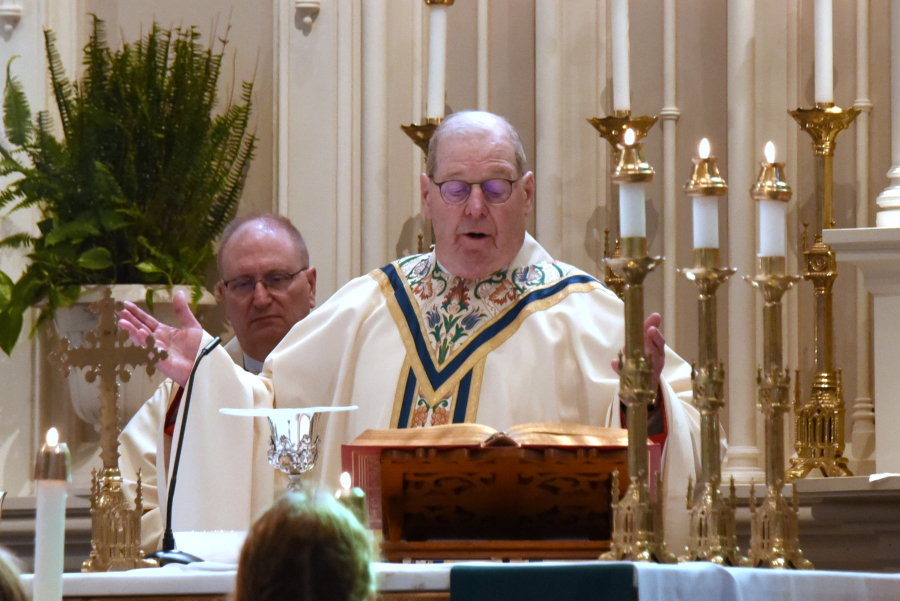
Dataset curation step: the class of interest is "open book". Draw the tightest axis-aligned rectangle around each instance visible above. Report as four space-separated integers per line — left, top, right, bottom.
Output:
346 421 629 449
341 423 634 530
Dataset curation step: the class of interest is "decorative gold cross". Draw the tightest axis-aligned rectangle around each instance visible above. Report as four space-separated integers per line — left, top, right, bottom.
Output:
49 287 167 470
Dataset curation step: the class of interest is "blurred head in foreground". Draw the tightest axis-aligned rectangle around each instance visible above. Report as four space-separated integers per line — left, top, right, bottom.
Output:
0 546 26 601
235 491 375 601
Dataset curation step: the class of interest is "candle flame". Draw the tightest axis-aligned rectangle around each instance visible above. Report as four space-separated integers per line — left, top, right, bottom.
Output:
765 141 775 164
699 138 710 159
623 128 636 146
340 471 351 490
46 427 59 447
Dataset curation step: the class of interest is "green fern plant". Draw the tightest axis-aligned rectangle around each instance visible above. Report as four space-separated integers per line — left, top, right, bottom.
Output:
0 16 256 354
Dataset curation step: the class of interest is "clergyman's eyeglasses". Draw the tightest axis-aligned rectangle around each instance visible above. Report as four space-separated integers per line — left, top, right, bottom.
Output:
222 268 308 297
431 176 522 205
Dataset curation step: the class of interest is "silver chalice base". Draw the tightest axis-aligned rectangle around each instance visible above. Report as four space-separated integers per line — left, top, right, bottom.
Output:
267 413 321 492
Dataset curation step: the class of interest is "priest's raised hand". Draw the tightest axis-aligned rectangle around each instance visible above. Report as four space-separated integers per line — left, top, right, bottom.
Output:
117 290 202 388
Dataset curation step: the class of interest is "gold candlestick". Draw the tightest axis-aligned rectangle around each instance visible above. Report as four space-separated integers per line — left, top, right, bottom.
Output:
745 162 812 569
678 151 744 565
786 102 857 481
595 117 673 563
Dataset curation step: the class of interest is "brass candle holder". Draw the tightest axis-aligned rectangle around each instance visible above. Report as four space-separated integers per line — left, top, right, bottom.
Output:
400 117 441 158
595 116 674 563
786 102 857 481
745 164 812 569
678 154 744 565
602 229 626 300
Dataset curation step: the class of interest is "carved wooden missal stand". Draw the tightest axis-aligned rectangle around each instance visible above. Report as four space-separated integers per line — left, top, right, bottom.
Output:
344 423 629 561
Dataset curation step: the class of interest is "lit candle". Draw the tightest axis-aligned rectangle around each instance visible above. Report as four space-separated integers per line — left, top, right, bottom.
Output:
756 142 789 257
814 0 833 104
683 137 728 250
33 427 71 601
335 471 368 527
618 128 646 237
426 2 449 120
611 0 630 112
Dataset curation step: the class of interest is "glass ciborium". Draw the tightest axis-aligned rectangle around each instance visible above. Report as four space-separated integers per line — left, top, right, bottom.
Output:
220 406 358 491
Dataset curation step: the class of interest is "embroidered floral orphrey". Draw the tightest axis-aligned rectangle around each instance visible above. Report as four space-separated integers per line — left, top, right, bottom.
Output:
372 252 604 429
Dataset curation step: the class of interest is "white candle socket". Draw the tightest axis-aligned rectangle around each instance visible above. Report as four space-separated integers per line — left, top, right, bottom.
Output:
426 4 448 120
814 0 834 104
33 427 71 601
611 0 630 112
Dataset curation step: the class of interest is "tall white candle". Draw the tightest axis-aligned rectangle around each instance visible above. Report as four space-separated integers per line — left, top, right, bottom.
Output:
611 0 630 112
426 4 449 119
692 138 719 249
620 183 647 237
618 128 644 237
814 0 834 104
758 200 787 257
758 142 786 257
33 428 70 601
693 198 719 249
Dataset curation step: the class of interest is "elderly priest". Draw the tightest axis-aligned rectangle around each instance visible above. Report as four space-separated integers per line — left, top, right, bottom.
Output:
118 111 702 551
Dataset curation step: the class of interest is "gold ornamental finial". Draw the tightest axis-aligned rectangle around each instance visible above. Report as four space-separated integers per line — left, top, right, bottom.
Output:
612 128 654 184
685 139 727 197
751 143 791 203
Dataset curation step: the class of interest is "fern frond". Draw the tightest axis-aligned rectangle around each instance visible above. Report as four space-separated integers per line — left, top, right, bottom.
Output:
4 58 32 147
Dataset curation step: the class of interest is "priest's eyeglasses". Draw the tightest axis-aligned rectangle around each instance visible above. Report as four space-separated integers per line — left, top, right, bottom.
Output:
431 176 522 205
222 269 308 297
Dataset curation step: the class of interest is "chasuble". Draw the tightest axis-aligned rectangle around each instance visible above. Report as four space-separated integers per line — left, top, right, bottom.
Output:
154 233 703 552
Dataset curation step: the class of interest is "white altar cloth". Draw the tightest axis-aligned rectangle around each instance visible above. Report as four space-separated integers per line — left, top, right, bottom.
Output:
19 561 900 599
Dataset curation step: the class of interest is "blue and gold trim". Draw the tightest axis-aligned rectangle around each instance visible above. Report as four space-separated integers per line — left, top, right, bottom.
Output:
374 258 605 428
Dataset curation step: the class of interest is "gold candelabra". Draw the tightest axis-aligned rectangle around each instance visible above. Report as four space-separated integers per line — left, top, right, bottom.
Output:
745 162 812 569
678 151 744 565
48 288 165 572
786 102 858 481
593 111 674 563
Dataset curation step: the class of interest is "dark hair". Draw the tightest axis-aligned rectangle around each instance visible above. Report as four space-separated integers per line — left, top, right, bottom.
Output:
0 547 26 601
426 111 527 179
217 213 309 277
235 491 375 601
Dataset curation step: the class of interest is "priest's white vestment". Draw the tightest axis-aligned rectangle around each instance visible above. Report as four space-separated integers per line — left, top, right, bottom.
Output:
169 233 703 551
118 337 277 553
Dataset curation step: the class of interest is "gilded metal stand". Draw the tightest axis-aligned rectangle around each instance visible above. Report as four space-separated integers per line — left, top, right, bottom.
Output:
786 103 857 481
594 113 673 563
48 287 165 571
677 153 744 564
681 250 742 564
746 256 811 569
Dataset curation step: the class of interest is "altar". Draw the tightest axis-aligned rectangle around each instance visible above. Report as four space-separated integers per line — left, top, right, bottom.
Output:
17 561 900 601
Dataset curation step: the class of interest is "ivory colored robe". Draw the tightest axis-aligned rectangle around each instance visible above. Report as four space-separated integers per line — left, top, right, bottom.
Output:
117 337 273 553
167 234 703 552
